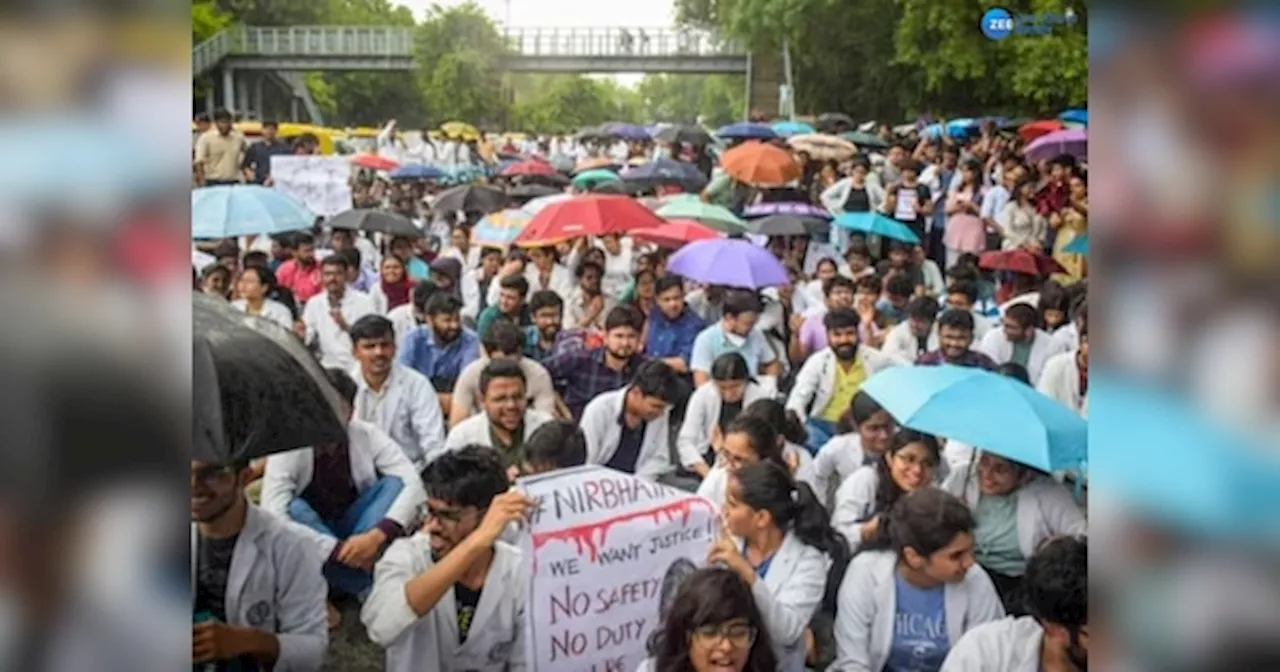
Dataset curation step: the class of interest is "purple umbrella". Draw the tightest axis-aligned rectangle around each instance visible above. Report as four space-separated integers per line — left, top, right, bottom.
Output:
741 201 833 221
1024 128 1087 164
667 238 789 289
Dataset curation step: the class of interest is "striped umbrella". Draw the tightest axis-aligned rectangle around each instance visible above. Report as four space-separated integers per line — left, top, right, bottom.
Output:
472 209 532 248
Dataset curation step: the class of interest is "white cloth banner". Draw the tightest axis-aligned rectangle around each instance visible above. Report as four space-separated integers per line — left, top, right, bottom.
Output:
517 466 716 672
270 155 352 217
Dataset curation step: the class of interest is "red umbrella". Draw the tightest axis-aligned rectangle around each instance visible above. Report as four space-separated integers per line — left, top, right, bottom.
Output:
500 158 557 177
631 219 721 249
1017 119 1064 143
514 194 664 247
979 249 1065 276
351 153 399 170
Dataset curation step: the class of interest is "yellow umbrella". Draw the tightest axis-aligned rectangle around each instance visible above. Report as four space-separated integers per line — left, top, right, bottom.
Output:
441 121 480 141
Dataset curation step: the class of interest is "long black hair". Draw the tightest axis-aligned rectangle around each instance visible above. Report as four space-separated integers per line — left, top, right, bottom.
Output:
872 430 942 514
864 487 975 559
722 415 786 467
709 351 751 383
653 568 779 672
732 461 851 614
742 398 808 448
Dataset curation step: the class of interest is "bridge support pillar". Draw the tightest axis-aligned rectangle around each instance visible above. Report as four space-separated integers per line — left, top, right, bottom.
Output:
221 68 235 114
746 47 782 120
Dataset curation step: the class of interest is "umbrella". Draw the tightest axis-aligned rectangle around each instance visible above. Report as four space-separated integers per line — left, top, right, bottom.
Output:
620 159 708 191
432 184 509 215
327 209 420 238
192 185 314 240
860 364 1087 473
654 124 712 145
656 199 747 234
667 238 789 289
599 122 651 141
945 118 980 138
720 141 802 188
1062 234 1088 255
507 183 561 201
839 131 889 149
573 156 618 173
571 169 622 190
1058 109 1088 125
1024 129 1087 164
745 214 830 238
388 163 447 181
500 159 558 177
521 192 574 215
816 112 854 132
631 219 721 248
741 201 833 221
350 153 399 171
715 123 777 140
589 180 629 195
771 120 816 137
472 208 532 248
787 134 857 161
441 121 480 141
979 249 1065 276
1018 119 1065 142
193 292 347 464
833 212 921 244
514 194 664 246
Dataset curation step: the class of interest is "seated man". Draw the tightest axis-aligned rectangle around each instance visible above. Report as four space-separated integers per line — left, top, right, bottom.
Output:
351 315 447 470
397 293 481 416
543 304 648 421
449 318 559 427
916 309 999 370
444 360 555 472
192 459 328 669
361 446 535 671
522 420 589 476
580 359 683 481
261 369 427 605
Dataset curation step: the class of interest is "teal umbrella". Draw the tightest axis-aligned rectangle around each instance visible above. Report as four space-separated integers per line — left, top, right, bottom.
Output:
1062 234 1088 254
656 199 747 234
833 212 921 244
571 169 621 189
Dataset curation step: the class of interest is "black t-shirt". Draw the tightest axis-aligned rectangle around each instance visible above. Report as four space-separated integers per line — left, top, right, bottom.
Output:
841 186 871 213
455 583 483 644
606 421 646 473
195 534 239 623
891 183 933 239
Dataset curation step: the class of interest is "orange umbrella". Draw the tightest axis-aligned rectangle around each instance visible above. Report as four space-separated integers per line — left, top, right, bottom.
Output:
720 141 801 187
1017 119 1064 143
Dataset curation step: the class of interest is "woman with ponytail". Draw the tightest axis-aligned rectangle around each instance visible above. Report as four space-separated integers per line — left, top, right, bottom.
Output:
831 430 943 552
677 353 773 479
830 488 1004 672
801 391 898 510
742 398 814 474
709 460 851 671
696 414 787 509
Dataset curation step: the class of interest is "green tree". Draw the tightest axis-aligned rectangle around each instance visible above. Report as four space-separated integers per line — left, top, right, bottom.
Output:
637 74 744 126
508 75 643 134
316 0 422 126
193 1 233 43
414 2 512 129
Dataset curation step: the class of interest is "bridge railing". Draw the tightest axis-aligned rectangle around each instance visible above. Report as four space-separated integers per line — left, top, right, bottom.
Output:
501 27 745 58
234 26 416 58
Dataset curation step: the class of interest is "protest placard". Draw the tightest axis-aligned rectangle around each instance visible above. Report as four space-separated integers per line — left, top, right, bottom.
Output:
270 155 352 217
518 466 717 672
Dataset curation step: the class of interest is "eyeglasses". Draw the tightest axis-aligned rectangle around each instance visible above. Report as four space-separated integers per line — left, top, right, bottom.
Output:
422 505 471 525
691 623 757 648
893 451 939 469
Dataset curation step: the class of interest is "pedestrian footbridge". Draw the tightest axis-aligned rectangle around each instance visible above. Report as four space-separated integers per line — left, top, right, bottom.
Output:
498 27 748 74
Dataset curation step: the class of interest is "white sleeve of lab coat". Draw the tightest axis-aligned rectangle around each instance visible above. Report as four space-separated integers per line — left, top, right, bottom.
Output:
829 555 878 672
272 529 330 671
964 565 1008 626
830 468 878 553
580 401 610 465
939 627 991 672
751 550 830 650
820 178 851 213
636 414 674 481
675 387 712 469
361 537 426 646
409 379 447 466
261 451 340 560
367 426 428 528
784 354 824 422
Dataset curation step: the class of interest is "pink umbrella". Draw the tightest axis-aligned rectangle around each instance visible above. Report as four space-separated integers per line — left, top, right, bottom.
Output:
1024 129 1087 164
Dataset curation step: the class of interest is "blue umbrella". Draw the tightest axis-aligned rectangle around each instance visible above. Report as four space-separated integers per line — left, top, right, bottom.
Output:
1059 109 1088 125
771 121 816 137
600 122 651 141
389 163 446 180
1090 376 1280 542
921 123 945 140
620 158 707 189
192 185 314 239
1062 234 1088 254
862 364 1087 473
716 123 776 140
945 118 980 138
833 212 921 244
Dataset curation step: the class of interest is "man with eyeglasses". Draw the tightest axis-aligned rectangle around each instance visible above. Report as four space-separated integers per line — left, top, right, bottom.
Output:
443 360 554 478
362 446 536 671
192 459 328 669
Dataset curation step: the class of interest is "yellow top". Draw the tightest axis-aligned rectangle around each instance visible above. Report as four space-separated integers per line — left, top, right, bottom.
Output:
819 356 867 423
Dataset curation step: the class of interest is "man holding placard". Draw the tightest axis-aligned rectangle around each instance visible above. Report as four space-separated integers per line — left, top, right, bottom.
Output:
362 446 535 672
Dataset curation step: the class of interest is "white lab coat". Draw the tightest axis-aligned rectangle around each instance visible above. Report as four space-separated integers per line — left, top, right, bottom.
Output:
940 616 1044 672
696 442 813 510
1036 349 1087 417
231 298 294 331
362 534 527 672
387 304 417 350
302 290 377 370
261 419 428 561
785 346 904 422
746 531 833 672
798 433 868 511
190 505 328 671
443 409 554 453
942 465 1087 563
675 380 772 469
977 327 1066 385
881 320 940 363
351 363 447 471
829 463 951 554
830 550 1005 672
460 269 488 323
581 386 673 481
1051 322 1079 352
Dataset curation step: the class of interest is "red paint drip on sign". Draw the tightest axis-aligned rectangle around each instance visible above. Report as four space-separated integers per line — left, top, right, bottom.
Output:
533 496 715 563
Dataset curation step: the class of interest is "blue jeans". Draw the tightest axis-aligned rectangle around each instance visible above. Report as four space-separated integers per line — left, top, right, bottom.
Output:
805 418 838 456
288 475 404 598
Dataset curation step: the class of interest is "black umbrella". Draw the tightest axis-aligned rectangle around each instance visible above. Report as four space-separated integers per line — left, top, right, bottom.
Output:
619 158 709 192
432 184 509 215
328 209 421 238
507 183 561 200
193 293 347 465
655 124 713 146
515 172 570 188
745 214 830 238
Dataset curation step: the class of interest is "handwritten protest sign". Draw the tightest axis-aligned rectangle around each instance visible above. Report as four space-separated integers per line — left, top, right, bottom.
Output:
270 155 352 217
518 466 717 672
